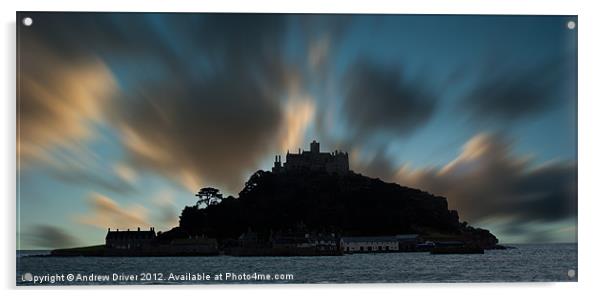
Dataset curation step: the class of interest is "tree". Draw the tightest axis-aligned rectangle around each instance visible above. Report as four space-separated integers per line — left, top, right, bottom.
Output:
195 187 223 208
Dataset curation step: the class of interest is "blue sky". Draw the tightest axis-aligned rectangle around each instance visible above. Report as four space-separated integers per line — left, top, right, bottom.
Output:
17 13 577 248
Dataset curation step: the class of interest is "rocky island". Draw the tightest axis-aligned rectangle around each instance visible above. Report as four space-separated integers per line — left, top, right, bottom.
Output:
51 141 499 257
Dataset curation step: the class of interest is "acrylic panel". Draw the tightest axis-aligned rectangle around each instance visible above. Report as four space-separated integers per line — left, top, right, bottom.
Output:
16 12 578 285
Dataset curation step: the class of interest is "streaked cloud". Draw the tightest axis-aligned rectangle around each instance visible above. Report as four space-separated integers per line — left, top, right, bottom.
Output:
279 95 316 152
395 133 576 227
18 46 116 165
113 163 138 184
461 56 575 122
43 160 136 194
308 36 330 71
75 193 150 230
22 225 80 249
19 14 295 195
15 34 140 194
351 148 398 182
301 14 350 75
342 59 436 139
151 191 179 230
349 132 576 243
97 15 296 194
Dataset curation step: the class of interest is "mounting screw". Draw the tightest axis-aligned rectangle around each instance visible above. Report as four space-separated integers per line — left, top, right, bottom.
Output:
567 21 576 30
22 17 33 27
567 269 576 278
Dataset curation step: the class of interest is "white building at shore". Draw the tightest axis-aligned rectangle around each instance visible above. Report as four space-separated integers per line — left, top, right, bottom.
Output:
340 236 399 253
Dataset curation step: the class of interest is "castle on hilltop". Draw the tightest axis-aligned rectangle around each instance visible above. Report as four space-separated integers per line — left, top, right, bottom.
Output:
272 140 349 175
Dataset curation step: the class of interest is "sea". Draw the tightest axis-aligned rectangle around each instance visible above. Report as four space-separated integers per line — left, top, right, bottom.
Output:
16 243 577 286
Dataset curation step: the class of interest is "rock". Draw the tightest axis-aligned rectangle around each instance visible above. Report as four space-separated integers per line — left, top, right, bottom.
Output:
179 170 499 248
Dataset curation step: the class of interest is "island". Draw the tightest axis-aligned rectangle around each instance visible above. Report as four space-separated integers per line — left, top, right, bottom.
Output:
51 141 501 257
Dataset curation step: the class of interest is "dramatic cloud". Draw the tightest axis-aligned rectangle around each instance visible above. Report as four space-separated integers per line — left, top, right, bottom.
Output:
461 56 575 121
17 28 139 194
23 225 79 249
278 95 316 152
44 161 136 194
74 191 180 233
347 132 577 242
75 193 150 230
20 14 305 193
351 148 398 183
308 36 330 72
342 59 436 138
395 133 577 226
113 163 138 184
17 42 116 165
299 15 353 142
109 15 305 193
301 15 351 74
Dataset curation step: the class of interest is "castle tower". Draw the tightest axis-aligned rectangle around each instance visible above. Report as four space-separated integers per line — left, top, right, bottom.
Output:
272 155 283 173
310 140 320 154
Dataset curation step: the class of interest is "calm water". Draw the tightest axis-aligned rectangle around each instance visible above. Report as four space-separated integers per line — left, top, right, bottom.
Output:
16 243 577 285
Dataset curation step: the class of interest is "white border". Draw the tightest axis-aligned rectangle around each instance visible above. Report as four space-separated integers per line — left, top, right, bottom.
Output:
2 0 601 297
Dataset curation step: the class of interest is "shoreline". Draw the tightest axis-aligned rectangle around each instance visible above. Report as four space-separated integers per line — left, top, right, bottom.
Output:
19 244 513 258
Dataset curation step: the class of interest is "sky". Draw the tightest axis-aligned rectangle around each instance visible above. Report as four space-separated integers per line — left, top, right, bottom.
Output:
16 13 577 249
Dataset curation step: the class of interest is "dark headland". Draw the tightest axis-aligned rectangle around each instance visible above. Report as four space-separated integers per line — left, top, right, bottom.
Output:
51 141 501 257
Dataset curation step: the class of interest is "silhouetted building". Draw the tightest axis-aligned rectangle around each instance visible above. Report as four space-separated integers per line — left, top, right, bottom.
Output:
272 140 349 175
340 236 399 253
270 231 315 250
105 227 156 250
396 234 420 251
